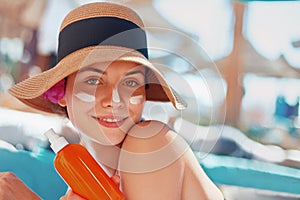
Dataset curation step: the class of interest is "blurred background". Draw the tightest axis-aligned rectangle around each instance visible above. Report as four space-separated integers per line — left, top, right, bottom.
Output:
1 0 300 199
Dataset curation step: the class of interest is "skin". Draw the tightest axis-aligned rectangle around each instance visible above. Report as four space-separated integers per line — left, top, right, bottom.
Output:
59 61 223 199
0 172 41 200
120 120 224 200
60 61 146 147
0 61 223 200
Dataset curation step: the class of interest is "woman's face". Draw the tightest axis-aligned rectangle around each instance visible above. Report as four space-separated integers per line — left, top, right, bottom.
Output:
60 61 146 145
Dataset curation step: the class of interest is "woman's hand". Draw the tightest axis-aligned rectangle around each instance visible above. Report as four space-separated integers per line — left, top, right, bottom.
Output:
60 174 121 200
0 172 41 200
60 190 85 200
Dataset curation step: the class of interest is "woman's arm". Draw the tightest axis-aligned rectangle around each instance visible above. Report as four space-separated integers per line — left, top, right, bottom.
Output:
120 120 184 200
120 120 224 200
181 148 224 200
0 172 41 200
121 157 184 200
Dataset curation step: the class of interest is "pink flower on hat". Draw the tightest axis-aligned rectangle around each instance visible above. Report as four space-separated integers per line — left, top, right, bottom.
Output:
42 79 65 104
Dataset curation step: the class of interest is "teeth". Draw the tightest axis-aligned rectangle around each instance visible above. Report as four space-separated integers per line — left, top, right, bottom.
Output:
99 118 123 122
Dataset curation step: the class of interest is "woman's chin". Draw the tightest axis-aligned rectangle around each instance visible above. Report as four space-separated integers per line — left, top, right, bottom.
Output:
94 132 127 146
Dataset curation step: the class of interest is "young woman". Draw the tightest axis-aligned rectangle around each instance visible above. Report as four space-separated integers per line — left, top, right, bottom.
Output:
2 2 223 200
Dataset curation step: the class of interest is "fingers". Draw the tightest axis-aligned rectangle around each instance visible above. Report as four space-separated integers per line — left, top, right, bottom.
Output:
111 174 120 187
60 190 86 200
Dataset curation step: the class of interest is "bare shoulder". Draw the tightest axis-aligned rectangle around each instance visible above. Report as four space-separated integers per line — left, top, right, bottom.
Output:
122 120 186 152
119 120 187 200
119 120 224 200
120 120 188 172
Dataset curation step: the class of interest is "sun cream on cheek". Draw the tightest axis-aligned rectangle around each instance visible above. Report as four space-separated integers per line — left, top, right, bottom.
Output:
75 92 95 103
129 95 144 105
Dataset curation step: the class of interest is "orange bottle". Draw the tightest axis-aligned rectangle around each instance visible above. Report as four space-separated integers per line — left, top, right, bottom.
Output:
44 129 125 200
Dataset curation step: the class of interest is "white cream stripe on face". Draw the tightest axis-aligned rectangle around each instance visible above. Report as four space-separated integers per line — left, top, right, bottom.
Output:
112 88 121 103
75 92 95 102
129 95 144 105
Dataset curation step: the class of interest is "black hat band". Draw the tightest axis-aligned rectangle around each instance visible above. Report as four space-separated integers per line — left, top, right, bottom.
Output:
57 17 148 62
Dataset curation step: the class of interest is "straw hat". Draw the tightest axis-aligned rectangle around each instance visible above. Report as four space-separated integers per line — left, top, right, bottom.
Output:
9 2 187 114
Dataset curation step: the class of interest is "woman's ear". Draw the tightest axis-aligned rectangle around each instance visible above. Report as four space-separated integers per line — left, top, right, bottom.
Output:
58 97 67 107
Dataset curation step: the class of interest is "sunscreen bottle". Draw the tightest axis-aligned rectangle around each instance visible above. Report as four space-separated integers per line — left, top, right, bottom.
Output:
44 129 124 200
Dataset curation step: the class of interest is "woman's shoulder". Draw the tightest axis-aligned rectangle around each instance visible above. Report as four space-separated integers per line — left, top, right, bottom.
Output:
119 120 188 173
119 120 224 200
122 120 187 153
119 120 187 200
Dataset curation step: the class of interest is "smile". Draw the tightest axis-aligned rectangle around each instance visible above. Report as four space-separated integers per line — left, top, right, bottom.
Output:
98 117 124 122
92 116 127 128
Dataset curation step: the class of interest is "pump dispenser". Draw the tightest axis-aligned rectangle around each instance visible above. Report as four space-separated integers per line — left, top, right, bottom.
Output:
44 129 68 153
44 129 124 200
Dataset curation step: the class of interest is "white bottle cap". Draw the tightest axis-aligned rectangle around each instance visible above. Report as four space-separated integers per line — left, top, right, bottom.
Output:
44 129 69 153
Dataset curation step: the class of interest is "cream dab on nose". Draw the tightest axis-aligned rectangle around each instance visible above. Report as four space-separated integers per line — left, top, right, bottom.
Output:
129 95 144 105
112 88 121 103
75 92 95 102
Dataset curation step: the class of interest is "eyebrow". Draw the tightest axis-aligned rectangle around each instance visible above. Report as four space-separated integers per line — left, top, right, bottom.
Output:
125 70 145 77
79 67 105 74
79 67 145 77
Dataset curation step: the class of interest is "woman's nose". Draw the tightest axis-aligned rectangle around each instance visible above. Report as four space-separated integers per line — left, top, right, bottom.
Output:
98 86 123 108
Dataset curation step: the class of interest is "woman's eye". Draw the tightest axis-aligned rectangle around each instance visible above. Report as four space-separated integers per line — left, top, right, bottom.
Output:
124 80 138 87
86 78 100 85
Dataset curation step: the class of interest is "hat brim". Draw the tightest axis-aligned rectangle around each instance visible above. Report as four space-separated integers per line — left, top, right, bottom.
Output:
9 46 187 114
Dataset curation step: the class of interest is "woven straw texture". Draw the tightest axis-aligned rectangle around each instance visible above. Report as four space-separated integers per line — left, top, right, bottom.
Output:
60 2 145 31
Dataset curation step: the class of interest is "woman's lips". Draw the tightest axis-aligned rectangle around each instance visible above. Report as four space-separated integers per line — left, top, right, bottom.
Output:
93 116 127 128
